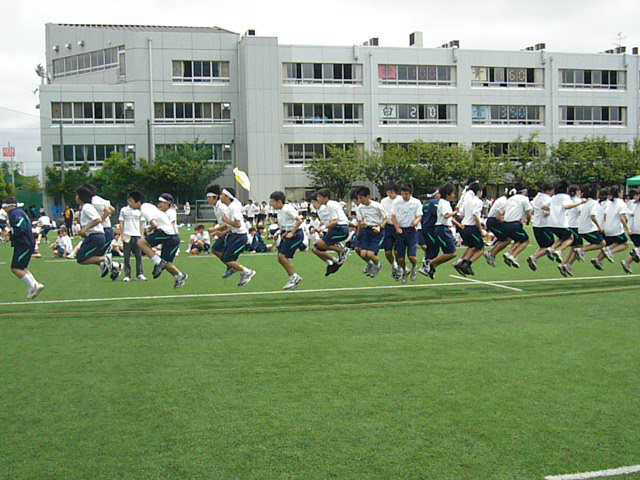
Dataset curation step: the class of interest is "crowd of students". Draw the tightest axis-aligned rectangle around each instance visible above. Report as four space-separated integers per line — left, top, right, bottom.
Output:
2 178 639 298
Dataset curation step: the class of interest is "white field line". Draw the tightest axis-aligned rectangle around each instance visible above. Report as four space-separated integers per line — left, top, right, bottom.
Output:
545 464 640 480
0 273 637 307
450 274 524 292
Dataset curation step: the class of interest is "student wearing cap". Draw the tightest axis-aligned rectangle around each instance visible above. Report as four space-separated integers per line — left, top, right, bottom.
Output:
129 191 188 288
2 196 45 299
219 187 257 287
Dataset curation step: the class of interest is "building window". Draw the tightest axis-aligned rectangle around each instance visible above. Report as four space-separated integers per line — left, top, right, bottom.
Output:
472 105 545 125
282 63 363 85
51 102 135 125
472 142 545 158
52 144 134 168
471 66 543 88
382 142 458 151
379 104 456 125
378 64 456 86
172 60 230 83
559 69 626 89
559 106 627 126
155 143 232 163
283 143 364 166
52 46 124 79
283 103 363 125
153 102 231 124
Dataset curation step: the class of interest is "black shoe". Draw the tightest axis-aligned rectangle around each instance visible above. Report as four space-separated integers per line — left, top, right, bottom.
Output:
325 262 341 277
153 260 168 279
463 262 475 276
453 262 467 276
427 266 436 279
527 256 538 272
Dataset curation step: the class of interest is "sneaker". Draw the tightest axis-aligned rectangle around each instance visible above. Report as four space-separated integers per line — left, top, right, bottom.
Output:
122 276 131 283
509 256 520 269
338 248 352 265
222 268 236 279
283 274 303 291
630 248 640 263
503 254 514 268
603 246 614 263
454 261 468 276
545 248 555 261
527 256 538 272
325 262 341 277
152 260 168 279
591 258 604 271
558 264 568 278
574 248 586 262
621 261 633 275
400 271 408 284
564 264 574 277
418 262 432 278
463 262 475 276
484 252 496 267
27 283 45 300
238 269 256 287
110 262 121 281
410 268 417 281
99 261 110 278
138 274 147 281
551 250 563 264
174 272 189 288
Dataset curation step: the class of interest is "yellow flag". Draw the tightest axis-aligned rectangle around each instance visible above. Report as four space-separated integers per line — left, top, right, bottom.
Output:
233 167 251 191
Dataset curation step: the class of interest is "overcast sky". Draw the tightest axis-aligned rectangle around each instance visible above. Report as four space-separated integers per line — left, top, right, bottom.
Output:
1 0 639 176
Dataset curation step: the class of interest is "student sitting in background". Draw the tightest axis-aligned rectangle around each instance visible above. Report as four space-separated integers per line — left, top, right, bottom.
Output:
251 226 269 253
50 226 74 258
189 224 211 255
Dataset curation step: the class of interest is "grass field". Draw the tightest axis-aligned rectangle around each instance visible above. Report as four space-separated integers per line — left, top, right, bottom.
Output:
1 230 639 480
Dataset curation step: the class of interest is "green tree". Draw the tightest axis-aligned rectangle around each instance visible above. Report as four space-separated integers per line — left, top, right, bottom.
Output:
0 167 7 199
362 145 419 194
303 145 363 200
45 162 94 206
94 153 141 206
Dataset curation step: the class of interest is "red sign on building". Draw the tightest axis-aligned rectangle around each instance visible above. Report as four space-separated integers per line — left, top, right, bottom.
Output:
2 147 15 157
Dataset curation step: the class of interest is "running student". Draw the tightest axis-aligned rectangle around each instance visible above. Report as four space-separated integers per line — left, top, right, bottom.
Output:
419 190 440 274
391 184 422 283
622 189 640 273
527 184 554 271
557 185 584 276
421 183 459 280
592 186 631 271
355 186 387 278
455 181 486 276
546 181 585 264
380 183 401 279
484 188 512 268
219 187 256 287
129 192 188 288
270 190 305 290
501 185 533 268
205 183 234 279
313 189 351 277
84 184 116 254
2 196 44 299
75 186 120 280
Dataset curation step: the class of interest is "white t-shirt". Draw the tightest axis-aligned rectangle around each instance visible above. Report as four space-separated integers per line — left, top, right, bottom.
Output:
38 215 51 227
531 193 552 228
190 231 211 245
118 206 142 237
630 200 640 234
214 200 229 227
504 194 533 223
0 209 7 223
140 203 177 235
577 199 602 234
184 203 191 215
462 193 483 226
548 193 573 229
317 200 349 227
56 235 73 255
277 203 300 231
380 196 397 219
456 188 473 211
436 199 453 227
92 195 112 229
356 201 387 227
567 196 582 228
604 198 630 236
226 200 248 234
487 196 507 219
392 196 422 228
80 203 104 235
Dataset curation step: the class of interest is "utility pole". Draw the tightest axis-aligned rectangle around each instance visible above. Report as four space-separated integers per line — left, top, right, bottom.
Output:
59 122 65 207
8 141 15 187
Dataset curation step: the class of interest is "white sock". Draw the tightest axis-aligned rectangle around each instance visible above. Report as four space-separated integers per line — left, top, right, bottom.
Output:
393 261 398 269
242 267 250 273
22 274 36 289
151 255 162 265
326 259 334 265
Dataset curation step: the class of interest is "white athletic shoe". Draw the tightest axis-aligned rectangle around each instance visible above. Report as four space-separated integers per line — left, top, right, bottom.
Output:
238 269 256 287
138 274 147 281
27 283 45 300
410 268 417 281
484 251 496 267
603 246 615 263
574 248 586 262
283 274 303 291
122 276 131 283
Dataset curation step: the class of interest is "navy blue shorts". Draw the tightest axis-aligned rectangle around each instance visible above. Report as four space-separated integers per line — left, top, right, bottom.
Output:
569 227 583 247
349 231 361 250
533 227 555 248
147 230 181 263
631 234 640 247
11 243 34 270
382 224 396 251
213 234 227 254
417 231 426 246
278 230 305 259
487 217 509 242
77 233 106 263
104 227 114 245
222 232 248 262
503 222 529 243
550 227 572 242
435 226 456 255
358 227 384 254
581 231 605 246
395 227 418 258
321 225 349 246
421 227 439 260
605 233 628 246
460 225 485 250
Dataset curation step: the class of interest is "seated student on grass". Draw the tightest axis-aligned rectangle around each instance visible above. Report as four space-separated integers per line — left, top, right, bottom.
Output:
189 224 211 255
252 226 269 253
50 226 74 258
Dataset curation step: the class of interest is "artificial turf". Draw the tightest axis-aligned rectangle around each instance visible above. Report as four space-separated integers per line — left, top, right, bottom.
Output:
1 231 639 479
